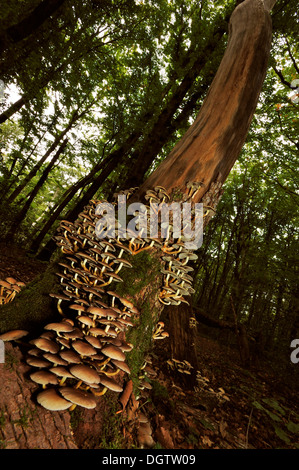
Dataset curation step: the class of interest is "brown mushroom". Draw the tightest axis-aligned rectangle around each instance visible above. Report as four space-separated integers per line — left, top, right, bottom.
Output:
69 364 101 385
30 370 58 388
31 337 60 354
36 388 72 411
59 387 97 409
0 329 28 341
101 344 126 362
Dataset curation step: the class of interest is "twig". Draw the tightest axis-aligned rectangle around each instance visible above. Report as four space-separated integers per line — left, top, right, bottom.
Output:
245 407 254 449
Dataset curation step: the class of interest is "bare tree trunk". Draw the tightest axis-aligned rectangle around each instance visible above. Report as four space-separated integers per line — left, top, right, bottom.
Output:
132 0 274 204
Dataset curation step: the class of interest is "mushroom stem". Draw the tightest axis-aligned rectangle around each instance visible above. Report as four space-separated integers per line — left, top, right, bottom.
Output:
59 377 68 386
102 368 120 377
75 380 83 389
92 386 108 397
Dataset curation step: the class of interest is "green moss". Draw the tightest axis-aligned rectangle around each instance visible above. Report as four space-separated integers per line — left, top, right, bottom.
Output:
0 261 61 335
12 405 34 428
126 300 156 394
3 350 18 370
69 407 84 432
113 249 161 298
98 399 126 449
0 409 5 428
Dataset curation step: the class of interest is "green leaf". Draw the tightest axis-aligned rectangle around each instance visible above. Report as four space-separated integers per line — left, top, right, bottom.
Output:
273 424 291 444
287 421 299 434
262 398 286 416
252 400 281 422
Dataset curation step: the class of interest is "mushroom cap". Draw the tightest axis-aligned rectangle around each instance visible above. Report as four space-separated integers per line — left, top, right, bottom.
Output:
26 356 51 368
59 387 97 409
69 304 86 313
49 366 74 378
69 364 100 384
84 335 102 349
111 359 131 374
88 327 108 337
5 277 17 284
31 337 60 354
112 258 133 268
30 370 58 386
76 315 95 327
0 329 29 341
87 306 109 318
49 293 70 301
118 341 134 352
0 280 12 289
44 322 74 333
63 327 84 340
99 375 123 393
60 349 82 364
36 388 72 411
72 340 97 356
101 344 126 361
118 297 135 310
43 353 68 366
56 337 71 349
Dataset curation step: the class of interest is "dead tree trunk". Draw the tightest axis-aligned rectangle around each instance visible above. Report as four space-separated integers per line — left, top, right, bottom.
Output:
131 0 275 373
132 0 274 204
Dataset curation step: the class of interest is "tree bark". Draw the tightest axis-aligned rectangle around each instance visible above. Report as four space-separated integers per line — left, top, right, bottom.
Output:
132 0 274 204
0 0 65 49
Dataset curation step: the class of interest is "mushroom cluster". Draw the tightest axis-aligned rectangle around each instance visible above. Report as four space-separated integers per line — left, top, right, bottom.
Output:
26 309 134 410
27 184 214 410
143 186 199 306
26 200 140 410
0 277 26 304
166 358 193 375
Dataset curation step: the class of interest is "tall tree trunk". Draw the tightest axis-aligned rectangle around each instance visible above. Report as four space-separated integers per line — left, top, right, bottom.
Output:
5 107 85 204
4 138 68 241
132 0 274 204
0 0 65 51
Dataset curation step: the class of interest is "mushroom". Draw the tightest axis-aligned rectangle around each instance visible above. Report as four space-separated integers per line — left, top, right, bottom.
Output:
49 366 74 384
43 353 68 366
72 340 97 357
101 344 126 362
36 388 73 411
49 293 70 315
69 364 101 385
60 349 82 364
99 375 123 393
0 329 29 341
44 322 74 336
26 356 51 368
30 370 58 388
112 257 133 274
31 337 60 355
59 387 97 410
111 359 131 375
76 315 95 328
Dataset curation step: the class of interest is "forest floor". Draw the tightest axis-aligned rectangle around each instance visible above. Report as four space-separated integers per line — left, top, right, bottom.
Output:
0 243 298 450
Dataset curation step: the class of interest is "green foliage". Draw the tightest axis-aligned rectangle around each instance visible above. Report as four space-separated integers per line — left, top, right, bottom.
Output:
252 398 299 447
